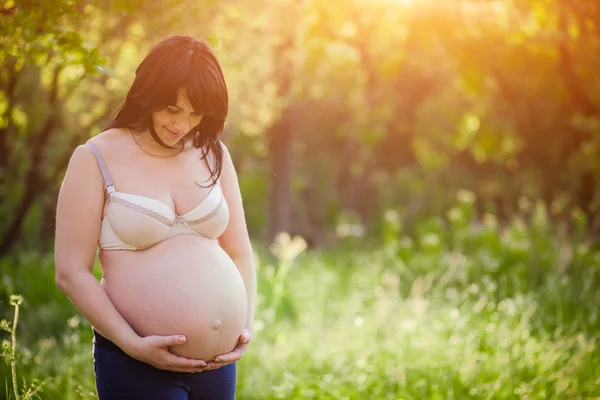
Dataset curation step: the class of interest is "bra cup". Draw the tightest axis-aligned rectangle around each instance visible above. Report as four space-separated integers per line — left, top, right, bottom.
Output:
106 202 172 248
187 201 229 239
182 183 222 220
99 218 136 250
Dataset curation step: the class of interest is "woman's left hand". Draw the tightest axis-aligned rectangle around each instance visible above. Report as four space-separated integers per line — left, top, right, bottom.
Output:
203 329 252 370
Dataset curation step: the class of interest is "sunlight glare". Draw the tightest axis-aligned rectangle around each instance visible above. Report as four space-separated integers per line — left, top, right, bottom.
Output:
381 0 417 4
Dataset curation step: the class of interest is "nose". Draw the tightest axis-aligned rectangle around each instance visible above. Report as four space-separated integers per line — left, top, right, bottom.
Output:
172 120 189 134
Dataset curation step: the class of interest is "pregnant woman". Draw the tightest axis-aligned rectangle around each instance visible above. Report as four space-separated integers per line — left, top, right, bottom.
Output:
54 35 256 399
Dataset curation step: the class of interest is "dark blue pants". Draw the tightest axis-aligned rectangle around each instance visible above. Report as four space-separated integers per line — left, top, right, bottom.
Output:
93 330 236 400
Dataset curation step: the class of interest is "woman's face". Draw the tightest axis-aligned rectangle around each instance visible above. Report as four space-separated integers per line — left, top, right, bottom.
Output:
152 88 203 146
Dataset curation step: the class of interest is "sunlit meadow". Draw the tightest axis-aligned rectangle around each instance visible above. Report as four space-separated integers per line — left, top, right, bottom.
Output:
1 192 599 399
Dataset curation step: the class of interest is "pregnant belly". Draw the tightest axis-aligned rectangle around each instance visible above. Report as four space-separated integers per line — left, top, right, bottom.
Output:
99 236 248 361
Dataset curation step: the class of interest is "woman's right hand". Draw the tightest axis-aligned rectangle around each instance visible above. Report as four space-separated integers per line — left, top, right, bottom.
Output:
125 335 207 373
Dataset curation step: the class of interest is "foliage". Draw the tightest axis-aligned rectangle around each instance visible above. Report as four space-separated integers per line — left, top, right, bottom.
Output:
1 197 599 399
2 0 600 252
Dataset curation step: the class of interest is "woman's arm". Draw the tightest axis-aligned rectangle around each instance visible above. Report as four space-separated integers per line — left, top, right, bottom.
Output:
55 145 140 349
217 141 257 336
55 143 206 372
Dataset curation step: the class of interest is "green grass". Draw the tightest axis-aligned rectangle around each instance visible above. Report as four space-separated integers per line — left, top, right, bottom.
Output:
1 197 599 399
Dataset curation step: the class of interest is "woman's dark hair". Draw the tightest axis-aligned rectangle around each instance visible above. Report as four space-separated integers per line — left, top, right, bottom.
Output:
105 35 227 185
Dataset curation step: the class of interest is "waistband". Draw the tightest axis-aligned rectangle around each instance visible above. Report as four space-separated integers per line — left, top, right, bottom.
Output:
93 329 126 355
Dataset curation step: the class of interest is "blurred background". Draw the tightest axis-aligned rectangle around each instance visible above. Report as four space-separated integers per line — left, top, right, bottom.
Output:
2 0 600 252
1 0 600 399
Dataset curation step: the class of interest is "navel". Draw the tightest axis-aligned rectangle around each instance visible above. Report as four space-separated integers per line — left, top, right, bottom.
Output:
213 319 222 330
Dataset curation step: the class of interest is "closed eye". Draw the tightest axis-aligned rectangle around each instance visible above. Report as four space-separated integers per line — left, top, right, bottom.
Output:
167 106 202 116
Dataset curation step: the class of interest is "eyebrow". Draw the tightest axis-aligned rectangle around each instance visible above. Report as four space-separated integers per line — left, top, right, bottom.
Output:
169 105 202 116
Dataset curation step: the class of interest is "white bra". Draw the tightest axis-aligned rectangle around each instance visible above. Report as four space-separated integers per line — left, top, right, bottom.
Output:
86 142 229 250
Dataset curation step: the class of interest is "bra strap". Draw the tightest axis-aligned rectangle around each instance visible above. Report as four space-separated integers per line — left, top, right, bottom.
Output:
86 142 115 194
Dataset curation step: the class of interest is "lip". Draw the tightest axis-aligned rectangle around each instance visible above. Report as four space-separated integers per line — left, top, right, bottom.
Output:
165 127 183 139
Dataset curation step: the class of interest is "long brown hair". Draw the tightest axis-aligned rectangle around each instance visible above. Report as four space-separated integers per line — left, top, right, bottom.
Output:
105 35 227 185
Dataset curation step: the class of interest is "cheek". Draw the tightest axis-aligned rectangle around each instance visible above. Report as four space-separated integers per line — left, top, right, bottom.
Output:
152 112 170 127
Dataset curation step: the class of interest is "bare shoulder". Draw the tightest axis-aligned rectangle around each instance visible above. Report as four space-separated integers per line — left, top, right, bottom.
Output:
219 140 233 164
62 129 128 197
62 144 104 198
64 129 126 180
219 139 232 151
87 128 129 156
217 140 241 193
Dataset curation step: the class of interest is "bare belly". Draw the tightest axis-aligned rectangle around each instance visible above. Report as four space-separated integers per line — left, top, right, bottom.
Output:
98 236 247 361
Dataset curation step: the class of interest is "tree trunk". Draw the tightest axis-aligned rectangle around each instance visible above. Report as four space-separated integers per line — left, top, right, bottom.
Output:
0 61 20 189
0 114 59 256
265 13 297 245
267 112 293 244
0 65 62 256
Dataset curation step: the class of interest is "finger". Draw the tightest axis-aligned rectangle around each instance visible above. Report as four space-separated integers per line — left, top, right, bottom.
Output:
205 360 227 368
157 335 187 347
167 354 207 368
156 365 197 373
214 348 243 363
172 367 205 373
214 351 238 363
239 331 251 344
204 363 226 371
169 365 206 373
240 334 251 344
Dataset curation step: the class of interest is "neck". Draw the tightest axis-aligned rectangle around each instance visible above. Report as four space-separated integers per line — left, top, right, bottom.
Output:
130 129 186 157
